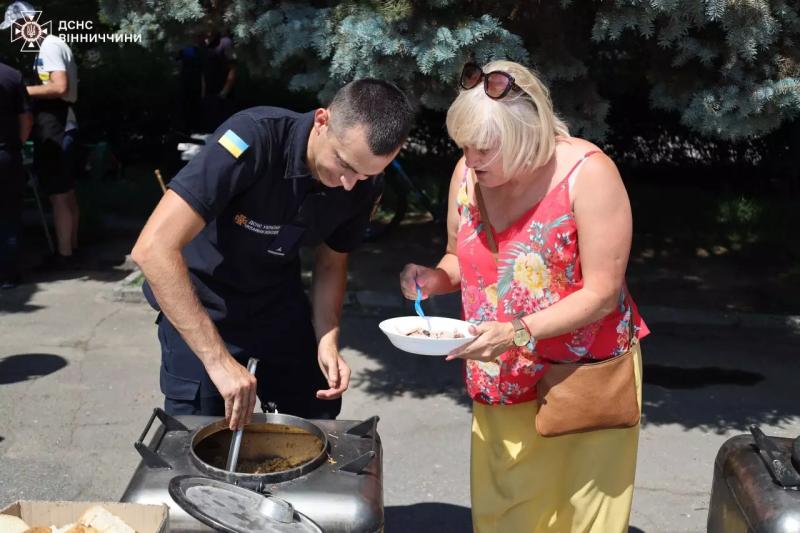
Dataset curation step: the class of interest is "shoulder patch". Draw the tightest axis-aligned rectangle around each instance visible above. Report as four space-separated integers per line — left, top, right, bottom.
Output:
218 129 249 159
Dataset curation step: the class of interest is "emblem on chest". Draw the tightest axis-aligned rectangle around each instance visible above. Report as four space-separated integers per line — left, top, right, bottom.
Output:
233 213 281 236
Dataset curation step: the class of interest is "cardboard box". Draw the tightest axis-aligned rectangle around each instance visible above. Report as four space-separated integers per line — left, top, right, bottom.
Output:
0 501 169 533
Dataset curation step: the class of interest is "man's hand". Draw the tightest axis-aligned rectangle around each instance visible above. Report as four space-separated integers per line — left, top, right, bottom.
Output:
316 343 351 400
206 354 257 430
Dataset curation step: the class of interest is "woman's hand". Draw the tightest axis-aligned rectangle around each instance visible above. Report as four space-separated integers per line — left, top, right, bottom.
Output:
400 263 442 300
446 321 515 362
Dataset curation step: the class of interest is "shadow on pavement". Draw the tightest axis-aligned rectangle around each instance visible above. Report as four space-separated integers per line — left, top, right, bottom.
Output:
644 364 764 389
385 503 471 532
0 283 42 314
4 222 140 315
0 259 132 315
342 314 471 408
0 353 68 385
384 503 648 532
640 323 800 434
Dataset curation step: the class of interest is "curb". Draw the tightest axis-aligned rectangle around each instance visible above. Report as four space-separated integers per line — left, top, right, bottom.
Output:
109 280 800 333
639 305 800 332
110 269 147 304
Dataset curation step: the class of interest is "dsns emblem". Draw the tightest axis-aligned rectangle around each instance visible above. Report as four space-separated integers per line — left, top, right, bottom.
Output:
234 214 248 226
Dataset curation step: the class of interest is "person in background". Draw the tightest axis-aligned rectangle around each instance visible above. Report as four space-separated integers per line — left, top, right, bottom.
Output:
0 59 33 289
200 27 236 133
176 30 205 134
1 1 82 269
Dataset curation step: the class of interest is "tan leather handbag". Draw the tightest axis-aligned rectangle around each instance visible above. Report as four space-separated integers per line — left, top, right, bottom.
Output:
474 181 640 438
534 332 640 437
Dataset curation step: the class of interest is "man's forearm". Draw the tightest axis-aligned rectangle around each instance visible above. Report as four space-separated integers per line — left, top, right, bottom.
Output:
311 246 348 349
136 248 229 367
27 84 67 99
221 67 236 96
19 113 32 143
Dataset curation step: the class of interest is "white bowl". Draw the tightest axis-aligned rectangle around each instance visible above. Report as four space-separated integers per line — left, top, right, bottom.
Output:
378 316 476 356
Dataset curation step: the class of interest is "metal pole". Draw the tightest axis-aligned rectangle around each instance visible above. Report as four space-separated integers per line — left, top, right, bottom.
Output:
28 170 55 254
225 357 259 472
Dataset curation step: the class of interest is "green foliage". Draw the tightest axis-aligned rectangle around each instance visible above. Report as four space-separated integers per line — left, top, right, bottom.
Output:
94 0 799 142
716 197 763 227
592 0 800 138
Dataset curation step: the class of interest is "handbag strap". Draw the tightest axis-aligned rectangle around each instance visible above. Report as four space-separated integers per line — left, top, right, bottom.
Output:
474 181 498 260
627 312 638 348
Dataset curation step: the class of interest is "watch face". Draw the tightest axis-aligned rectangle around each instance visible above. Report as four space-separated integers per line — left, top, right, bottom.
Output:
513 329 530 347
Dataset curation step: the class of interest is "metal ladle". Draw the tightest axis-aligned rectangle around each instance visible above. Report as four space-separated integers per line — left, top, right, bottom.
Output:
225 357 259 472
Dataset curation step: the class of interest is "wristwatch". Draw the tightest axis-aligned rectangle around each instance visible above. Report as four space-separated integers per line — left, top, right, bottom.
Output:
511 318 534 350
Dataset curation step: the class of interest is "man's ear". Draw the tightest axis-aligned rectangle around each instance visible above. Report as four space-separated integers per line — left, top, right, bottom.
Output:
313 108 330 134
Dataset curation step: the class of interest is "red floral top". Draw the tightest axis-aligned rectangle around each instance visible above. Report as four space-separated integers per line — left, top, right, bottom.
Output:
456 150 650 405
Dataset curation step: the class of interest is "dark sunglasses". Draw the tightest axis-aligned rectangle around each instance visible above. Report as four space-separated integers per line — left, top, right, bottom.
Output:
459 62 521 99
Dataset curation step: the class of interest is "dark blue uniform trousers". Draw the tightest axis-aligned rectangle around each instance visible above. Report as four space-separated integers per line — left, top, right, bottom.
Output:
156 313 342 420
0 148 24 281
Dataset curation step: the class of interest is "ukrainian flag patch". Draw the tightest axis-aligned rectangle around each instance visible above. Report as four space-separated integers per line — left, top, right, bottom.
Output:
218 129 249 159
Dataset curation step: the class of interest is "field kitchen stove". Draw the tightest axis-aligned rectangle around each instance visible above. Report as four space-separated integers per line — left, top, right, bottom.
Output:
121 408 384 532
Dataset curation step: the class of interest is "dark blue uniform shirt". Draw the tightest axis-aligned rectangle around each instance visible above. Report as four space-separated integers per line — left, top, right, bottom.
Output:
143 107 382 326
0 62 30 150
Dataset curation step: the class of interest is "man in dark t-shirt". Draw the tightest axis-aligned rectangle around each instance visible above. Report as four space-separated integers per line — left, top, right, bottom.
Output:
200 30 236 132
0 61 33 288
132 79 413 429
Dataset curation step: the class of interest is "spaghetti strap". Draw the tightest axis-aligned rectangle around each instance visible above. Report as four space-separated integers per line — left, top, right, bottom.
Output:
567 150 601 196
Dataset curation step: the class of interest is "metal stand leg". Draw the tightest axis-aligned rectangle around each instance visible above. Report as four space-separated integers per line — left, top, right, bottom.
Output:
27 169 54 254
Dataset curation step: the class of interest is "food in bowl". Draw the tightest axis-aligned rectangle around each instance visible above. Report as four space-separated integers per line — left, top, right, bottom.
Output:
405 327 465 339
378 316 476 356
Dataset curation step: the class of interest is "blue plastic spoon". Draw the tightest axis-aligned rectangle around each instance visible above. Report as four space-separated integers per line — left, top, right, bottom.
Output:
414 283 426 318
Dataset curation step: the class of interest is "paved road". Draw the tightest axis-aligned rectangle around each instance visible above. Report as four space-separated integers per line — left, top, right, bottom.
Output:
1 276 798 532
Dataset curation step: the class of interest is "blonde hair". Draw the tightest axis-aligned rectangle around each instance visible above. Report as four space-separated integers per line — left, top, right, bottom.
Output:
446 60 570 177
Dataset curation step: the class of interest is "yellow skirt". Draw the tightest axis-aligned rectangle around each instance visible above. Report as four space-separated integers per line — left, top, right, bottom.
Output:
471 344 643 533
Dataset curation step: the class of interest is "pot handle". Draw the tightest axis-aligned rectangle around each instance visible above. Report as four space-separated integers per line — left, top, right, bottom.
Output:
749 425 800 488
135 407 189 470
338 416 381 475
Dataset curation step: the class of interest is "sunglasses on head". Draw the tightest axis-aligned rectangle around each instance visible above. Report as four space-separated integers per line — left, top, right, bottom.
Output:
459 62 521 99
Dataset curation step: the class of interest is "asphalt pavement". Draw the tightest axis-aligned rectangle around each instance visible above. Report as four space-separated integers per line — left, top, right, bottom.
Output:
1 271 798 532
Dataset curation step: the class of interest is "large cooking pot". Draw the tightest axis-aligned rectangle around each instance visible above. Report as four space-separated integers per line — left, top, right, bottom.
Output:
190 413 329 484
124 409 384 532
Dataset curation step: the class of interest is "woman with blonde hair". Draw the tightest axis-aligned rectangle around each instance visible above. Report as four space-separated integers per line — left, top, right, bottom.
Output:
400 60 649 532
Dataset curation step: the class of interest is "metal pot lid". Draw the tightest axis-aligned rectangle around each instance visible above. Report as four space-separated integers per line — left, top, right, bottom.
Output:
168 476 323 533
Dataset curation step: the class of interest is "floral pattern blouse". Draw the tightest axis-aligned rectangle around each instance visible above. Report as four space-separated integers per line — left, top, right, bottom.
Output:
456 150 650 405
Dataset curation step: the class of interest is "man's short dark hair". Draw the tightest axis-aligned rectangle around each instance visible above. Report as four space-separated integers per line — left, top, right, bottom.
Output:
329 79 414 156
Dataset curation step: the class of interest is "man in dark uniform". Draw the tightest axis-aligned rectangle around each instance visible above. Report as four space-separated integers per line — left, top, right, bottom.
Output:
0 60 33 288
132 79 413 429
